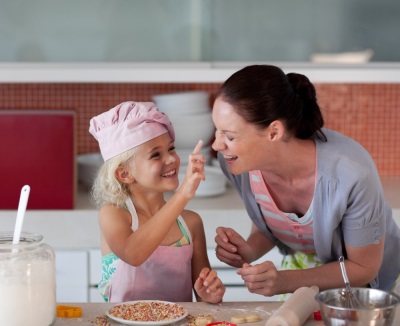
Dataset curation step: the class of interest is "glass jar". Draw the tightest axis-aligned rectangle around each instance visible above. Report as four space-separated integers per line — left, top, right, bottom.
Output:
0 232 56 326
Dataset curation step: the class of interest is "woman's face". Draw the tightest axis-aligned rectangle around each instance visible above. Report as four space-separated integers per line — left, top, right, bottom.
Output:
130 132 181 193
212 97 271 175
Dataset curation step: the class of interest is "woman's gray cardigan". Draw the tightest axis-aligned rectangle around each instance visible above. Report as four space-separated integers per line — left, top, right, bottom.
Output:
218 129 400 291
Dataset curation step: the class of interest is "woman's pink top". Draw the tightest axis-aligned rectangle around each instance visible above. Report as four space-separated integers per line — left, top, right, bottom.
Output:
249 170 315 253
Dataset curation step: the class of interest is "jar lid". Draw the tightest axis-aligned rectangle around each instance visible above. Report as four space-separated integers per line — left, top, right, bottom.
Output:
0 232 43 251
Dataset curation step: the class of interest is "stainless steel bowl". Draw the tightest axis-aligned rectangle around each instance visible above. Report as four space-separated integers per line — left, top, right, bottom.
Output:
315 288 400 326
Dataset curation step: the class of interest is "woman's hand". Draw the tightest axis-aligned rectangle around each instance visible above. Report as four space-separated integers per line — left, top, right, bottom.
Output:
237 242 385 297
194 268 226 303
236 261 281 297
214 227 254 268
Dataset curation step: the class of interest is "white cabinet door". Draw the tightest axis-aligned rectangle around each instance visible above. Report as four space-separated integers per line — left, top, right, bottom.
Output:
89 288 106 303
89 249 103 302
56 250 88 302
89 249 102 286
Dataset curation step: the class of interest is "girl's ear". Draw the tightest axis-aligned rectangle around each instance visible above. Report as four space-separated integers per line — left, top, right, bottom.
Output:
115 166 135 184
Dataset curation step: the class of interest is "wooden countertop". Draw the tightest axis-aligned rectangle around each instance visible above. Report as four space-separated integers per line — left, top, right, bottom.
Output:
54 301 400 325
54 301 318 325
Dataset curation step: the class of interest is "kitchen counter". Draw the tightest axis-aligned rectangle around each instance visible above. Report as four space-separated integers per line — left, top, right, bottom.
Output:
0 177 399 251
78 176 400 211
54 301 400 325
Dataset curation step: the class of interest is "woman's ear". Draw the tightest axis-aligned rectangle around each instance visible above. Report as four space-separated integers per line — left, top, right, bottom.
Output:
115 166 135 184
268 120 285 141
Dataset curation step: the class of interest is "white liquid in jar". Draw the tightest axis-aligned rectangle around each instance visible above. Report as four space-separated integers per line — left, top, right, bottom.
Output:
0 259 56 326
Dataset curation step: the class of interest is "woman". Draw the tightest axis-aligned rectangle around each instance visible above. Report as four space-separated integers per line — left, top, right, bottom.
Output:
212 64 400 297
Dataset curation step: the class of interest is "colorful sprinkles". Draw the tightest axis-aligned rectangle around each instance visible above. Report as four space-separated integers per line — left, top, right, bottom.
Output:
90 313 111 325
108 301 187 322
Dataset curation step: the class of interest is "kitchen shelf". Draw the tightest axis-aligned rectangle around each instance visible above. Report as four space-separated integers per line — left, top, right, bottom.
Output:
77 176 400 211
76 183 246 211
2 62 400 83
0 177 398 252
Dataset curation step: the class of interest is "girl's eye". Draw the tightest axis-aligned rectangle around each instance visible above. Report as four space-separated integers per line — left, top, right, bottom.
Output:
169 146 176 152
150 152 160 159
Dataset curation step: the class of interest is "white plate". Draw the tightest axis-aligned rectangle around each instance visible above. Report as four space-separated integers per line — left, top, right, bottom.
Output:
106 300 188 325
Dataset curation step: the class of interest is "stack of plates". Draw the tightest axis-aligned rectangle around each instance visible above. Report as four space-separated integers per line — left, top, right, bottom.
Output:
153 91 210 117
77 153 103 188
153 91 225 197
153 91 215 150
178 165 226 197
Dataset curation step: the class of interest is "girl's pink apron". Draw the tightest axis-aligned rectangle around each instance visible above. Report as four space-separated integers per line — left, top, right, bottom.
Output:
108 197 194 302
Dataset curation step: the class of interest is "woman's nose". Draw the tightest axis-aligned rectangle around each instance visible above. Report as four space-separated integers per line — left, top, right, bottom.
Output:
212 132 225 152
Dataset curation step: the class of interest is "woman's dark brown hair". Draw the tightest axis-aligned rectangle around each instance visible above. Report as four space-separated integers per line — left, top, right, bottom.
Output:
216 65 326 141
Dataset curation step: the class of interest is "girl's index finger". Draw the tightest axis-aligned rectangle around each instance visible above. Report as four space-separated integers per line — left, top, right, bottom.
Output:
192 140 204 155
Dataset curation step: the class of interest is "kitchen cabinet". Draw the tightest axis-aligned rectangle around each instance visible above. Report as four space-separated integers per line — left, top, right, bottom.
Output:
0 111 75 209
88 249 104 303
207 248 282 302
55 250 88 302
86 248 282 303
2 0 400 62
58 245 283 303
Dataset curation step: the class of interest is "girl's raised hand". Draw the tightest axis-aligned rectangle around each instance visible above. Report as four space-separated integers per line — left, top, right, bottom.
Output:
191 140 205 172
177 140 206 199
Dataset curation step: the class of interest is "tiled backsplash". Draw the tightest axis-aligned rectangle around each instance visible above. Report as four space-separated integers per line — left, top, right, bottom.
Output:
0 82 399 176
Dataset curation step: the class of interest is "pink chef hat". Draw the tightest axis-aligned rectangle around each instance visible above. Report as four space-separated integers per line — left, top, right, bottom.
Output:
89 101 175 161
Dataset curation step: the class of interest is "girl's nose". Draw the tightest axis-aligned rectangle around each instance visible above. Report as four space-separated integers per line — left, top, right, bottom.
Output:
166 153 177 165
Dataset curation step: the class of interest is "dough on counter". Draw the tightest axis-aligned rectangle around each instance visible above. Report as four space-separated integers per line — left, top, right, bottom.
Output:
231 313 261 324
195 314 214 326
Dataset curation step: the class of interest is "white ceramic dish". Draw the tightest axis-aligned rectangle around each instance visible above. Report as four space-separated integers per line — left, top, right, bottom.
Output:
153 91 210 117
176 146 212 165
170 111 215 149
310 49 374 64
77 153 103 188
178 164 226 197
158 105 211 118
106 300 188 326
153 91 209 104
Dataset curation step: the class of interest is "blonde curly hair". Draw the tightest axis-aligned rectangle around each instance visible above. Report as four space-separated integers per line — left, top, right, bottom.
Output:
90 148 138 208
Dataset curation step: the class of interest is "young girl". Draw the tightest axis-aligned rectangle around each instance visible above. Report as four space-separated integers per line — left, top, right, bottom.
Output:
89 101 225 303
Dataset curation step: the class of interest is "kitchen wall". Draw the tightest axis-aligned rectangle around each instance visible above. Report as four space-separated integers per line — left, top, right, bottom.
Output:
0 81 399 176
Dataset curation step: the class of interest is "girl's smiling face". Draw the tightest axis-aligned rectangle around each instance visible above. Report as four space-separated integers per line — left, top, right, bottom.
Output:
129 132 180 193
211 97 273 175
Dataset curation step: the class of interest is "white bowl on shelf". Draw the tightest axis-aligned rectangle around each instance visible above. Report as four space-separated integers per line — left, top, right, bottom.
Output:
170 111 215 149
77 153 103 188
153 91 210 116
178 165 227 197
176 146 212 165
